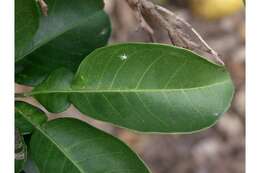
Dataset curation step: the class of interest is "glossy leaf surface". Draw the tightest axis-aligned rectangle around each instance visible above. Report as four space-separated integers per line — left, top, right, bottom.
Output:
15 0 111 86
29 43 234 133
15 101 48 135
30 118 150 173
15 0 39 60
70 43 234 133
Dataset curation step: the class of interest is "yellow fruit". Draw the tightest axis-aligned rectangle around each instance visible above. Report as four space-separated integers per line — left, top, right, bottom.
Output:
190 0 244 20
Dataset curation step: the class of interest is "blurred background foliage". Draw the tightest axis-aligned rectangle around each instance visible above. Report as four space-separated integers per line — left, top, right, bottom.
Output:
154 0 244 20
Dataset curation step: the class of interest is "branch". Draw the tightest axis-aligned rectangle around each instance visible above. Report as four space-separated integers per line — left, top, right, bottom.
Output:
15 93 27 98
38 0 48 16
125 0 224 65
126 0 155 42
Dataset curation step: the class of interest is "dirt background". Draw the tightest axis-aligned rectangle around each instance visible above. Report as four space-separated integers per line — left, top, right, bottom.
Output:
16 0 245 173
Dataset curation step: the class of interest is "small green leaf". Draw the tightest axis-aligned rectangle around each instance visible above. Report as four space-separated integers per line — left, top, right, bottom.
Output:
15 129 27 173
15 0 39 60
28 43 234 133
30 118 150 173
15 101 48 135
15 0 111 86
33 68 74 113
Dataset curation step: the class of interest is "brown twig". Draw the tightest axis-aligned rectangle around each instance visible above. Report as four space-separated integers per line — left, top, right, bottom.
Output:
125 0 224 65
126 0 155 42
38 0 48 16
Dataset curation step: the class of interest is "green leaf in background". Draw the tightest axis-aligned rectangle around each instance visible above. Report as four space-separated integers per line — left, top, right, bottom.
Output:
30 118 150 173
15 0 39 60
15 101 48 135
15 129 27 173
28 43 234 133
33 68 74 113
15 0 111 86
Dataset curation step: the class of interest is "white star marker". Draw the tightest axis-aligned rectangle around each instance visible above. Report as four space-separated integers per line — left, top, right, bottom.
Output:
120 54 128 60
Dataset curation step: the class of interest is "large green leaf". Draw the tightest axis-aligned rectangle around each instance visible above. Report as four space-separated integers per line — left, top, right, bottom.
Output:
15 129 27 173
15 0 111 86
15 0 39 60
15 101 48 135
71 43 234 133
27 43 234 133
30 118 150 173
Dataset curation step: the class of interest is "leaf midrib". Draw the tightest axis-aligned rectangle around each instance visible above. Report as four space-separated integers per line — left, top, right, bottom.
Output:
17 108 85 173
34 128 85 173
27 80 230 96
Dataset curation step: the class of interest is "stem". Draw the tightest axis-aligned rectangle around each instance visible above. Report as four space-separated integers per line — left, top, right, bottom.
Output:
15 93 27 98
125 0 225 65
38 0 48 16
